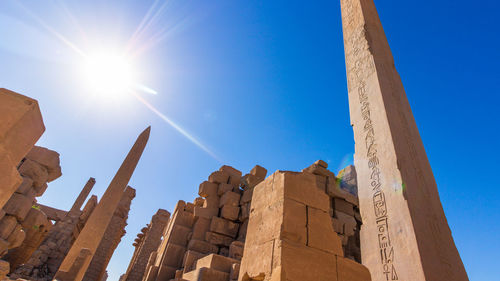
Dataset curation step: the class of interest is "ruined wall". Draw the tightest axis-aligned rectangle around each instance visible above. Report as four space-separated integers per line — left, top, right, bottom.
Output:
121 209 170 281
82 187 135 281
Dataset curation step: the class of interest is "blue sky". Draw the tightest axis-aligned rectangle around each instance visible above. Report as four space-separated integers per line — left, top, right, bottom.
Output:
1 0 499 280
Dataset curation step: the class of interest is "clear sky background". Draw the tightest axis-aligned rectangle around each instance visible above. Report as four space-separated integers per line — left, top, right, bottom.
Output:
1 0 499 280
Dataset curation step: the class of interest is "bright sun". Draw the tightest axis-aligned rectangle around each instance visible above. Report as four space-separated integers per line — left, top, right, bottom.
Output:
83 51 136 98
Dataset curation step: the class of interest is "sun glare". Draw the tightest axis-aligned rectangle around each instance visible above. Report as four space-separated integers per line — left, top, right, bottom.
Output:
83 51 136 98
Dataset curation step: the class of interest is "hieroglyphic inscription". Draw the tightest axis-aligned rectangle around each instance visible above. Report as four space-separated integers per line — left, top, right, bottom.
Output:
341 0 398 279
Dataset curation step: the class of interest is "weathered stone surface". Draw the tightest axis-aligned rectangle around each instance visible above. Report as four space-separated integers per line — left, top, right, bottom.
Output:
3 193 33 221
337 255 371 281
0 215 18 240
210 217 239 238
7 224 26 249
219 191 240 208
18 159 49 189
307 206 343 255
208 171 230 185
0 260 9 279
229 241 244 260
192 217 211 241
205 232 233 247
199 181 218 198
220 205 239 221
217 183 233 196
219 166 242 187
25 146 61 182
187 239 218 255
341 0 468 280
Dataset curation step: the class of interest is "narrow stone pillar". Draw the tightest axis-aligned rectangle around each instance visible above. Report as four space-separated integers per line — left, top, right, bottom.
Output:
238 170 370 281
69 178 96 215
55 127 151 281
340 0 468 280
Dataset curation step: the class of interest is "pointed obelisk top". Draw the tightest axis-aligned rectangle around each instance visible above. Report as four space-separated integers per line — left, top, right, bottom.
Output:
55 126 151 281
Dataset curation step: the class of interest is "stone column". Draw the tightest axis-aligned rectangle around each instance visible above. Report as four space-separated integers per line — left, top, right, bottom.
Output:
82 186 136 281
0 88 45 210
121 209 170 281
55 127 151 281
340 0 468 280
69 178 96 215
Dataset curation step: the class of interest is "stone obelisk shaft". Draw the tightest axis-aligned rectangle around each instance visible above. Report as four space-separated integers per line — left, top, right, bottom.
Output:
55 127 151 281
68 177 96 215
340 0 468 280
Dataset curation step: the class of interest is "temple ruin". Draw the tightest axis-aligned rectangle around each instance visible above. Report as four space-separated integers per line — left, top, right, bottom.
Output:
0 0 468 280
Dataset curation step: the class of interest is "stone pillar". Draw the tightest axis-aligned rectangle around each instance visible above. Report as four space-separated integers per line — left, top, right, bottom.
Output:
340 0 468 280
121 209 170 281
69 178 96 215
55 127 150 281
238 170 370 281
0 89 45 210
82 186 136 281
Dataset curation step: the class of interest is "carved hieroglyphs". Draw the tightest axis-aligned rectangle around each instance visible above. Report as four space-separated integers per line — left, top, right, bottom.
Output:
340 0 468 280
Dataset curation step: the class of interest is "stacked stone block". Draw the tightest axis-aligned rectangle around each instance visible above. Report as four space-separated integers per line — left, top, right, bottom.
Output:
238 167 370 281
82 186 136 281
121 209 170 281
139 165 267 281
302 161 362 262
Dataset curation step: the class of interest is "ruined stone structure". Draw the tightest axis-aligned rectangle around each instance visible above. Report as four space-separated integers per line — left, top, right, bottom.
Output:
341 0 468 280
83 186 136 281
121 209 170 281
11 178 96 280
55 127 150 281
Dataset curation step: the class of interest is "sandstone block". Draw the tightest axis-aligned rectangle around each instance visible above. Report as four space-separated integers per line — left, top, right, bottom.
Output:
303 163 333 177
185 202 195 213
307 206 343 255
192 217 211 241
25 146 60 172
314 159 328 168
187 239 219 255
332 217 344 233
230 263 240 280
281 198 307 245
283 172 330 212
210 217 239 238
240 174 263 190
0 88 45 165
219 166 242 187
183 250 205 273
199 181 218 198
219 191 240 208
0 260 9 279
218 183 233 196
170 225 192 246
203 196 220 209
18 159 48 189
250 165 267 179
336 211 357 237
0 150 22 210
239 188 253 204
156 265 177 281
16 176 34 195
229 241 244 260
0 215 18 240
174 209 196 228
219 247 229 256
162 243 186 268
186 267 229 281
205 231 233 247
194 207 219 219
239 203 250 221
237 220 248 242
0 238 9 254
221 205 240 221
4 193 33 221
7 224 25 249
195 253 239 273
327 180 359 206
194 197 205 207
334 197 355 216
208 171 229 184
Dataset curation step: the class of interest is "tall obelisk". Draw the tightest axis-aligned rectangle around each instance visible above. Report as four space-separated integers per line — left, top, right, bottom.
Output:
340 1 468 280
55 127 151 281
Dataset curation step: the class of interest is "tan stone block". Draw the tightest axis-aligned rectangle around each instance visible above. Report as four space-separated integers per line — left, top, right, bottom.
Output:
221 205 240 221
0 238 9 254
283 172 330 212
238 239 274 280
314 160 328 168
196 253 239 273
332 217 344 234
230 263 240 280
33 183 48 197
4 193 33 221
161 243 186 268
192 217 211 241
0 215 18 240
307 206 343 255
239 203 250 221
239 188 253 204
16 176 33 195
220 165 242 187
278 241 339 281
250 165 267 179
185 202 195 213
26 146 59 171
336 255 371 281
334 197 355 216
18 159 49 189
183 250 205 273
170 224 192 246
208 171 229 184
194 197 205 207
174 210 196 228
187 239 219 255
335 211 357 237
188 267 229 281
194 207 219 219
219 246 229 256
156 265 177 281
0 150 23 209
0 260 8 279
218 183 233 196
206 231 233 247
0 88 45 164
281 199 307 245
199 181 218 198
327 180 359 206
203 195 220 209
229 241 244 260
7 224 25 249
303 163 333 177
241 174 263 190
210 217 239 238
219 191 241 208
